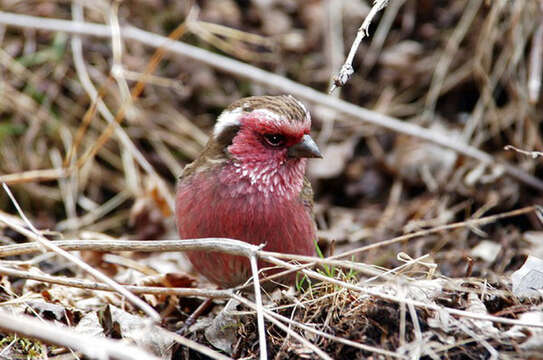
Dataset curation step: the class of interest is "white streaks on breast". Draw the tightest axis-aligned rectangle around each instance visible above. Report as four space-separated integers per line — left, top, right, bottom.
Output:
224 159 305 200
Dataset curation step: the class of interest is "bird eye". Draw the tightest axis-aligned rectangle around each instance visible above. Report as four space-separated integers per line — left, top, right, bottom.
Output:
263 134 286 147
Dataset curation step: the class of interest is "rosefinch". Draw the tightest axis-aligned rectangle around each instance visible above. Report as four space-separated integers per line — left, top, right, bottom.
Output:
176 95 321 287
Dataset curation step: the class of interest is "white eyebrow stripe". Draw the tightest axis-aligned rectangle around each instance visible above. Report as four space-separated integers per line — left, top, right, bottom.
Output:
214 107 288 138
213 107 243 137
251 108 282 123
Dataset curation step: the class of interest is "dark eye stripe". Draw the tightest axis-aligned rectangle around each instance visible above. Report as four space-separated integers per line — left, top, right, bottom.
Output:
264 134 286 147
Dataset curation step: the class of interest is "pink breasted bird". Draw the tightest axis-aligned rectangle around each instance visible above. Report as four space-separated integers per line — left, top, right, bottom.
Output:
176 95 321 287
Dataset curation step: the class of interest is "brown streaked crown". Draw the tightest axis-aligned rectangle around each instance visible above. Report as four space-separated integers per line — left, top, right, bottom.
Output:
226 95 309 125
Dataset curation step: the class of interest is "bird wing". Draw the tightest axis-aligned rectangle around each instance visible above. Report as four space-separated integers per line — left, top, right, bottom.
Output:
299 176 314 215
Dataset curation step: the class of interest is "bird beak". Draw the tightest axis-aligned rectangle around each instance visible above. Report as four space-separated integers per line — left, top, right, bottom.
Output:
287 134 322 159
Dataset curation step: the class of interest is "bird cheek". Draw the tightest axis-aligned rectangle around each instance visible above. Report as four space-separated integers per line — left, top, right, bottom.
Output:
279 149 291 164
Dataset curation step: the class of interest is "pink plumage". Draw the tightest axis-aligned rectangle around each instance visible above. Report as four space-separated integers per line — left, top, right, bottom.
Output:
176 95 321 288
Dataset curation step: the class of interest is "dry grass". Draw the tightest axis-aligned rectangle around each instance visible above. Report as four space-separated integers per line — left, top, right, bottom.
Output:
0 0 542 359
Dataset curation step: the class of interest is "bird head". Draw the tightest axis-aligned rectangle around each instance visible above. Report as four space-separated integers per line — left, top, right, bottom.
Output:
214 95 321 162
210 95 321 197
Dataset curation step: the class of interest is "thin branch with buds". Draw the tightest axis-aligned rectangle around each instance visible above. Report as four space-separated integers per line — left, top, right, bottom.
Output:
329 0 390 93
504 145 543 158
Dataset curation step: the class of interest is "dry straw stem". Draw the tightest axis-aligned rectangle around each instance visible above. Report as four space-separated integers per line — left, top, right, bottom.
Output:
237 205 538 287
505 145 543 158
425 0 483 115
268 308 404 359
1 183 161 323
248 254 268 360
69 1 187 213
232 294 334 360
362 0 406 72
0 11 541 192
0 168 67 185
0 264 232 298
0 209 538 297
529 11 543 103
0 311 160 360
159 329 232 360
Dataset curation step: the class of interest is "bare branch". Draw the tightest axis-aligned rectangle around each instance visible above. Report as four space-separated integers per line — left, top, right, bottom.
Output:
330 0 390 92
0 264 231 298
505 145 543 158
249 254 267 360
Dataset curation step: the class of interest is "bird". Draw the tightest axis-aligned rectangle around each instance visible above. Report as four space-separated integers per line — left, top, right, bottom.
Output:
175 95 322 288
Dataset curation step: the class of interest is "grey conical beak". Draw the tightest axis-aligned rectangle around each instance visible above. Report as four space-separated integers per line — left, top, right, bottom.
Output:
287 134 322 159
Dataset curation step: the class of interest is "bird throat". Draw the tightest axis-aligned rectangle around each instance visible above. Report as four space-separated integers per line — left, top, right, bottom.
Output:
219 158 306 200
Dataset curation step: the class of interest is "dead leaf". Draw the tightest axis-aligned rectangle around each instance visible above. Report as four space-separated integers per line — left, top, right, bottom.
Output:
512 256 543 298
204 299 242 355
107 305 174 359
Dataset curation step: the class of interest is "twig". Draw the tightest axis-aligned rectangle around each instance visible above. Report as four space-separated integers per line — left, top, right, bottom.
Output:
0 12 541 192
233 294 333 360
0 238 264 258
238 205 537 287
0 263 396 359
329 0 389 92
159 329 232 360
0 183 161 323
0 264 231 298
0 311 160 360
0 206 535 275
249 254 268 360
504 145 543 158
